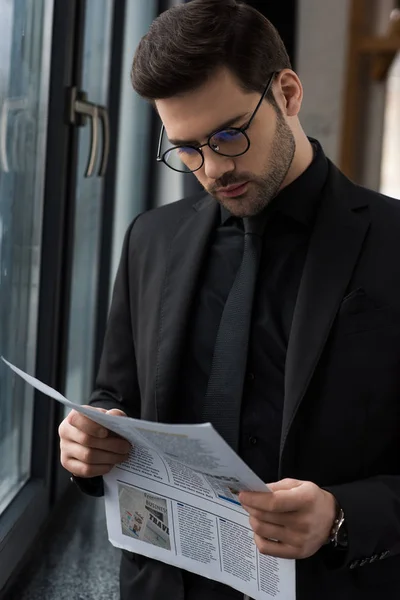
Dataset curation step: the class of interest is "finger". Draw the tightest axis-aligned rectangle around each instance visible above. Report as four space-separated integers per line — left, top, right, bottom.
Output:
104 409 129 439
253 533 301 560
106 409 127 417
66 458 115 478
249 517 298 547
64 424 131 454
242 507 290 527
239 489 301 513
62 441 130 466
239 479 302 508
267 479 302 493
67 408 109 438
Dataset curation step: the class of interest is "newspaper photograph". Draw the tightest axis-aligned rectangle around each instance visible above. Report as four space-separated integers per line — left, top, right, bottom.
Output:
2 357 296 600
118 486 170 550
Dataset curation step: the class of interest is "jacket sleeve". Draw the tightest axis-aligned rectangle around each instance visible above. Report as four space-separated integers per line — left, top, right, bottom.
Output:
73 219 141 498
320 476 400 570
89 218 141 416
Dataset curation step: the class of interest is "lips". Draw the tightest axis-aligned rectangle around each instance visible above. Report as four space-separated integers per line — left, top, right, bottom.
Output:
217 181 249 198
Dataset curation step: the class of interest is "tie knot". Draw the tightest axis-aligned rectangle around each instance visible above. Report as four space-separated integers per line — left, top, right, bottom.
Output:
243 216 265 236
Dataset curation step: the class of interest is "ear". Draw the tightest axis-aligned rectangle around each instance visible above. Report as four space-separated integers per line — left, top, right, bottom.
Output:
274 69 303 118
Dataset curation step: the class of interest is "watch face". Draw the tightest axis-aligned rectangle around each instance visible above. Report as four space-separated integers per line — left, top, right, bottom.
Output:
337 520 348 547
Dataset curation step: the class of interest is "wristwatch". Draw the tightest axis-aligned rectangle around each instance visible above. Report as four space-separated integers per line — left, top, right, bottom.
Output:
329 505 348 548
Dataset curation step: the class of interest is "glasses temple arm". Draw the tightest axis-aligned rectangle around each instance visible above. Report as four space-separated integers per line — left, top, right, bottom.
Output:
157 124 165 159
244 71 276 131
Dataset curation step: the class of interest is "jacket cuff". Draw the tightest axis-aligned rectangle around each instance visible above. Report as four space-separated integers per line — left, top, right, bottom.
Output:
71 475 104 497
321 478 400 571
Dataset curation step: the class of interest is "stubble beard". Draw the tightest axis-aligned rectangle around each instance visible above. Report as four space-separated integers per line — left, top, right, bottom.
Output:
210 108 296 218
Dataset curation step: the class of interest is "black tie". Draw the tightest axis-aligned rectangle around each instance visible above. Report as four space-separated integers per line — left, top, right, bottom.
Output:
202 217 263 450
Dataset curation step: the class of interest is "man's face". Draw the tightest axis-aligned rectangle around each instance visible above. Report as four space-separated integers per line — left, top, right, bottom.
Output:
156 69 296 217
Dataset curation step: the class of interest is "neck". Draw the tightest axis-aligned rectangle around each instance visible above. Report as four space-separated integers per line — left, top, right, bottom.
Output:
280 132 314 191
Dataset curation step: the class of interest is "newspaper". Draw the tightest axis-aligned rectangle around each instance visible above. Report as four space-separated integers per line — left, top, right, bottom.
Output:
2 357 296 600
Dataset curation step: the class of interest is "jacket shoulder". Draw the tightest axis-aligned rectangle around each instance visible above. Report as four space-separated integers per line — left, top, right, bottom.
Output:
354 183 400 225
329 160 400 224
133 191 209 237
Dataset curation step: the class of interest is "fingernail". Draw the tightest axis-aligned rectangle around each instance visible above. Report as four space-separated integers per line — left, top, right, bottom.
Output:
98 428 108 438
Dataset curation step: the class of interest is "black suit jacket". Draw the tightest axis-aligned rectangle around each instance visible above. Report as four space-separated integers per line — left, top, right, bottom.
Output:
87 160 400 600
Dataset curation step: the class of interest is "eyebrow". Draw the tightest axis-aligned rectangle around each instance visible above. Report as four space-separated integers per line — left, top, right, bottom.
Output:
168 113 250 146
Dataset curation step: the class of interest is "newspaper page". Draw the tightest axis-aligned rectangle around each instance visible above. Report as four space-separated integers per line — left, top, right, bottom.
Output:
2 357 296 600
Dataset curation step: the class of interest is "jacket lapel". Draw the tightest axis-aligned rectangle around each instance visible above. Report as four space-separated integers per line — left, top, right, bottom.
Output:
280 164 370 463
155 194 219 422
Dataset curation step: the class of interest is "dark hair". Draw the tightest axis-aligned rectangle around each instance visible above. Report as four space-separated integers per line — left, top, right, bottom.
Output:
131 0 291 105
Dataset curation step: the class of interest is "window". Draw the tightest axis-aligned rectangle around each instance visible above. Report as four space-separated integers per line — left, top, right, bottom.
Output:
0 0 165 594
0 0 52 514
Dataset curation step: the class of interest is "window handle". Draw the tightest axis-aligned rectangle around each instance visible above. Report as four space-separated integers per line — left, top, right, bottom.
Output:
0 97 28 173
68 87 99 177
0 99 11 172
67 87 110 178
97 106 110 177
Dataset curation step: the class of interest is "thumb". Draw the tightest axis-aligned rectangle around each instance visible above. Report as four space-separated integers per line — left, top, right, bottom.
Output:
106 408 127 417
105 408 129 440
267 478 303 493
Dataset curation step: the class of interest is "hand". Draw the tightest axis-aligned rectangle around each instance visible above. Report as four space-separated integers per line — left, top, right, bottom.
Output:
239 478 337 560
59 407 131 478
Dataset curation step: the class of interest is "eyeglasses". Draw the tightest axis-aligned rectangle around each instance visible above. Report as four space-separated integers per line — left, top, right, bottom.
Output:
156 72 276 174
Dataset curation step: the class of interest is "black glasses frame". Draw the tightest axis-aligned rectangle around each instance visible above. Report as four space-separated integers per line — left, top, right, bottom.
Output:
156 72 277 173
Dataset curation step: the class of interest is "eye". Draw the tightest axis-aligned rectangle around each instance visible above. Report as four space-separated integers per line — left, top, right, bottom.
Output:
176 146 198 156
213 129 242 142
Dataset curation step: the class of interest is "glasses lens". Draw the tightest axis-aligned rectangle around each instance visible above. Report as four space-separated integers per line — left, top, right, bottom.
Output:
210 128 249 157
164 147 203 173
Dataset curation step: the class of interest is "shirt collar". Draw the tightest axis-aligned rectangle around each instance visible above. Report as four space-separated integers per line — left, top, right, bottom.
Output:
220 138 328 228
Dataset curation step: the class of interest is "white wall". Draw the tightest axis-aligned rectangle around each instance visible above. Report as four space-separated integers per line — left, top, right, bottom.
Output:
295 0 351 163
361 0 397 191
296 0 397 192
381 52 400 199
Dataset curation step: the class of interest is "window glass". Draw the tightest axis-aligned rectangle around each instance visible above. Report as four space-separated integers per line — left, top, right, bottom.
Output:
64 0 114 407
0 0 52 514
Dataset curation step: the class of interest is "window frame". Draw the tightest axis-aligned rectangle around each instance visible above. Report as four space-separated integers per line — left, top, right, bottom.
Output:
0 0 78 593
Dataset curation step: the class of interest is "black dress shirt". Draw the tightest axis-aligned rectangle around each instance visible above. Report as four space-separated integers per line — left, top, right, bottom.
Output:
177 142 328 598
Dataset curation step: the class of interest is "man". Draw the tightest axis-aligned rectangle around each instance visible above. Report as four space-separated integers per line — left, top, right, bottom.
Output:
58 1 400 599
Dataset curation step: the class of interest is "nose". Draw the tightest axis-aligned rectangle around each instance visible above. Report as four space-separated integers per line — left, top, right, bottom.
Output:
202 146 235 181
